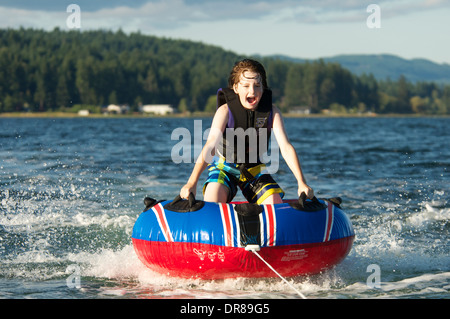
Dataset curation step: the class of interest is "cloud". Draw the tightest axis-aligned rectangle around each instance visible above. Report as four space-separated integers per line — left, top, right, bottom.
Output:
0 0 270 31
281 0 450 24
0 0 149 12
1 0 450 31
0 0 297 31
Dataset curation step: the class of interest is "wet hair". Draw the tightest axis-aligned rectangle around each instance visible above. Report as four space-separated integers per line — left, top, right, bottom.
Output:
228 59 268 89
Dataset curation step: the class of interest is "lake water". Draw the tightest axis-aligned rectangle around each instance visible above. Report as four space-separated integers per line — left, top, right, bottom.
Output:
0 116 448 300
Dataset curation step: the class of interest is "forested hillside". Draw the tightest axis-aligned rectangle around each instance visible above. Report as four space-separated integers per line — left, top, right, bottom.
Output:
274 54 450 84
1 28 449 114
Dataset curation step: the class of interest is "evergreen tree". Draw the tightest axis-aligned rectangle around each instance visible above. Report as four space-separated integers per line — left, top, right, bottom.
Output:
0 28 448 115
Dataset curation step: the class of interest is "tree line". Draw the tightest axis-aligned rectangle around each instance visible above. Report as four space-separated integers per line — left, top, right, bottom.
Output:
1 28 449 115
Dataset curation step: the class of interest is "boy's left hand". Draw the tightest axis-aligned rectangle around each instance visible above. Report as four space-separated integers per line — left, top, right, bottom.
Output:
298 184 314 199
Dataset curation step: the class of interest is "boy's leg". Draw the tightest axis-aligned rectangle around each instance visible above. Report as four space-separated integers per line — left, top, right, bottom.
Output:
203 182 230 203
240 173 285 205
260 193 283 204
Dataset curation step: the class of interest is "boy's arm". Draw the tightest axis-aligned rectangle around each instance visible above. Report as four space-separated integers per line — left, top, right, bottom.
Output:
180 104 228 199
271 106 314 199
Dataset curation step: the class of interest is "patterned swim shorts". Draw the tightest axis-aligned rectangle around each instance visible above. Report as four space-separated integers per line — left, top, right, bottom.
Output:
203 156 284 204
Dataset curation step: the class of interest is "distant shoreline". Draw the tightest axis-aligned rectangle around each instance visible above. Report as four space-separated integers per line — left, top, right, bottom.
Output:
0 111 447 119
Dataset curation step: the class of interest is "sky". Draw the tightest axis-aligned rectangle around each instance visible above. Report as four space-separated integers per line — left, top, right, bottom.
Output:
0 0 449 65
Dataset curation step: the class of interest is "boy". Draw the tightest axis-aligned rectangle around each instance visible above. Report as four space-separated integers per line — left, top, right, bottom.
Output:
180 59 313 204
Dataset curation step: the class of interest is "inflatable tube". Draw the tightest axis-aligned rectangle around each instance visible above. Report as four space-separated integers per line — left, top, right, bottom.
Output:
132 196 355 279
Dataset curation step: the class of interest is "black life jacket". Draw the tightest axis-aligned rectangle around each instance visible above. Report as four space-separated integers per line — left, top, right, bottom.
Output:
216 87 273 165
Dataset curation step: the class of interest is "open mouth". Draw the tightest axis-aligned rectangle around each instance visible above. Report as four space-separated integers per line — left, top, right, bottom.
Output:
247 97 257 105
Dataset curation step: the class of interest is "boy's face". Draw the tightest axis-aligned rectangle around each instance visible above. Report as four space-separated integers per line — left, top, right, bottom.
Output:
233 71 264 110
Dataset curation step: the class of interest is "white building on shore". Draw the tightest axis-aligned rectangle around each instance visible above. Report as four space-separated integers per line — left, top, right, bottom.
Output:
141 104 174 115
104 104 130 114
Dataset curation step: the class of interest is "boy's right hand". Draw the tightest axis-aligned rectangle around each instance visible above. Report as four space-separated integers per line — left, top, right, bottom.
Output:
180 182 196 199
